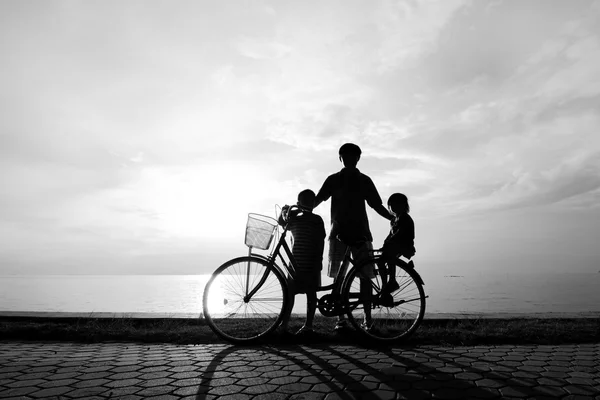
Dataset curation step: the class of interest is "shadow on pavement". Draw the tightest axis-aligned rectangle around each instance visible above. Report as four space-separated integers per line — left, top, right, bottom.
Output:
192 342 581 399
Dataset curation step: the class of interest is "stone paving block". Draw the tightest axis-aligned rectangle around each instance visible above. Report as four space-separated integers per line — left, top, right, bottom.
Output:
145 395 179 400
140 377 175 388
537 376 569 386
564 384 599 396
279 382 314 395
72 378 111 388
0 386 38 397
117 370 156 380
24 365 57 374
64 386 108 398
29 386 73 398
536 385 568 397
208 383 246 396
240 382 279 395
289 392 326 400
109 395 143 400
412 379 442 391
5 378 47 388
169 365 197 373
431 387 465 399
499 386 533 398
0 372 21 380
170 377 204 387
396 389 431 399
169 371 202 380
443 378 477 389
173 385 201 397
464 387 501 399
253 393 286 400
110 365 142 373
82 365 113 373
454 371 484 381
104 378 142 388
38 377 79 388
135 385 176 397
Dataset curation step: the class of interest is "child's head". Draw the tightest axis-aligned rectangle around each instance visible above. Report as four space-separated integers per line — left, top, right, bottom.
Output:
297 189 316 210
388 193 409 215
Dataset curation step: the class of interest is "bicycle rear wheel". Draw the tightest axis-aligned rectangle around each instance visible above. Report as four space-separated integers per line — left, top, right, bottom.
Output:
342 259 426 343
203 256 288 344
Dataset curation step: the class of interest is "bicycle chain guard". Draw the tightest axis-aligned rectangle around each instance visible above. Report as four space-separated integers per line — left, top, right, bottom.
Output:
317 294 342 317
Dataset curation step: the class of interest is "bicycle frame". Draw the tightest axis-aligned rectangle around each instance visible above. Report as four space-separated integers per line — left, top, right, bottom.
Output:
244 215 353 304
243 221 296 302
243 208 426 315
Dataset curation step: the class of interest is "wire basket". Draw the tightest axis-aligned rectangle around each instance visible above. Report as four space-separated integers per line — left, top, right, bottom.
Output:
245 213 278 250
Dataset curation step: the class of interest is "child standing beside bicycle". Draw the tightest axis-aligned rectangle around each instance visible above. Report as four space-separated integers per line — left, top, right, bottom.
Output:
278 189 326 337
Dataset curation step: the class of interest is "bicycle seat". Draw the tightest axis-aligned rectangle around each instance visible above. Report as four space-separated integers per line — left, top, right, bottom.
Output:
336 234 368 248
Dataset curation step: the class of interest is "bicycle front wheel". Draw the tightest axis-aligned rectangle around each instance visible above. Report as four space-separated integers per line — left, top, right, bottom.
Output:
342 259 426 343
203 256 288 344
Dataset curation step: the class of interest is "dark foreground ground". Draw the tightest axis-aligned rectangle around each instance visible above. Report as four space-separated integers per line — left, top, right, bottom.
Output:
1 316 599 346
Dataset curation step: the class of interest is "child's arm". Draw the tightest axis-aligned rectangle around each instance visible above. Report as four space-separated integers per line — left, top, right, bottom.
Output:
278 205 290 227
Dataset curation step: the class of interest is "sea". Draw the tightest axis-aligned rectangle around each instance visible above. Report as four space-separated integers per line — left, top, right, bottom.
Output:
1 272 599 318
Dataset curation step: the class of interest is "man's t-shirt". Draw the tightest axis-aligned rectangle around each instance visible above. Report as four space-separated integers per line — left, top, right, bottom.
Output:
315 167 383 243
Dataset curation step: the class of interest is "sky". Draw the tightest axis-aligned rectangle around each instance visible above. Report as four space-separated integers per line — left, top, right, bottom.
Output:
1 0 599 277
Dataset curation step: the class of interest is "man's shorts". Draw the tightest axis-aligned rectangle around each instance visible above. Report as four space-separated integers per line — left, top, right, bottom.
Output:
328 239 375 279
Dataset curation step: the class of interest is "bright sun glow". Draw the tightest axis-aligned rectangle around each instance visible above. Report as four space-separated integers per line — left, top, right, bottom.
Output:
133 163 280 241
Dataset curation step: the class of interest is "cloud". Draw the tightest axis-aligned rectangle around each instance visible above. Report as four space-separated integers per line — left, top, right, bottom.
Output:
373 0 469 72
236 37 291 59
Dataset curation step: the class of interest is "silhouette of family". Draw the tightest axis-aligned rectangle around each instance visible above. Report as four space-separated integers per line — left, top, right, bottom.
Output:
278 143 416 336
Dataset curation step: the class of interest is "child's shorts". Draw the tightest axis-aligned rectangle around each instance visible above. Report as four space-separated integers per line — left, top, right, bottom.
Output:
328 239 375 279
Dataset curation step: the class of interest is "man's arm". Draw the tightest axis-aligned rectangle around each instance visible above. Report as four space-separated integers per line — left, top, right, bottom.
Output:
364 176 393 220
373 204 394 221
313 177 331 209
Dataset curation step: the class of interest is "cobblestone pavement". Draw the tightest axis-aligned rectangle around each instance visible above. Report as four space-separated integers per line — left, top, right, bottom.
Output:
1 341 599 399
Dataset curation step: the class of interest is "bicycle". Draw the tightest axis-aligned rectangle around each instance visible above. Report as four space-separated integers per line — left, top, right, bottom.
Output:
202 205 427 344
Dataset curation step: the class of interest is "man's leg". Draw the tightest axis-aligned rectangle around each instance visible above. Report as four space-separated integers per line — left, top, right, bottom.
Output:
355 242 375 326
360 277 372 326
328 239 349 329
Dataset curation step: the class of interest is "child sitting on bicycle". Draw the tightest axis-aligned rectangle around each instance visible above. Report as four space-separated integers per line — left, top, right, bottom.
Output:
278 189 326 336
381 193 416 295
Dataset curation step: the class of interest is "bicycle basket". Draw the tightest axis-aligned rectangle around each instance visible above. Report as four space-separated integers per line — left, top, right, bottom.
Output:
245 213 278 250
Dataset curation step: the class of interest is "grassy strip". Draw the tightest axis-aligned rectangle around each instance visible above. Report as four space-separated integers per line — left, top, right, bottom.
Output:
1 316 599 346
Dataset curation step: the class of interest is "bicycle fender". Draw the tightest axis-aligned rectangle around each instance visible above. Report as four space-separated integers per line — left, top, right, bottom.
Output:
404 261 425 286
396 259 425 286
411 268 425 286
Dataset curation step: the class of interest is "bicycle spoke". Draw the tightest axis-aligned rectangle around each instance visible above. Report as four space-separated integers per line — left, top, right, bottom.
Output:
343 259 426 342
203 257 287 343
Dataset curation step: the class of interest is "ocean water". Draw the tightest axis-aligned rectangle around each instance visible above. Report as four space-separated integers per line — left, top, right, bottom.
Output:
1 273 599 317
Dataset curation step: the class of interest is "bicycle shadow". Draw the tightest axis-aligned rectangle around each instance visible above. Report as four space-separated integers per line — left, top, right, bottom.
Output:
191 342 565 399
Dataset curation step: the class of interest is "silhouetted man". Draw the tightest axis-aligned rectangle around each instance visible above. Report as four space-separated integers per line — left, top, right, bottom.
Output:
314 143 393 330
